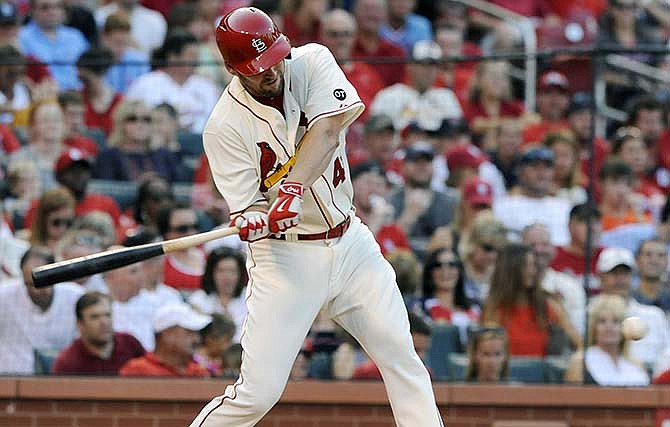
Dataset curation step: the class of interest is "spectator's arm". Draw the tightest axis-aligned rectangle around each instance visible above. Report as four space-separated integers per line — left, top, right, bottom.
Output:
563 350 584 384
548 298 583 351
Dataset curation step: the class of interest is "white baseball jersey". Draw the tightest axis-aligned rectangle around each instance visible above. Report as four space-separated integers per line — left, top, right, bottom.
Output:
204 44 364 234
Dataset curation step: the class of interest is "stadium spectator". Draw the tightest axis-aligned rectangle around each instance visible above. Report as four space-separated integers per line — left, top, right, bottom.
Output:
632 239 670 314
18 0 88 90
149 102 181 154
417 247 478 342
0 44 31 125
482 243 581 357
119 302 211 377
444 138 507 199
320 9 385 123
446 177 494 249
564 294 649 386
92 99 187 183
351 114 399 178
53 147 123 228
76 47 123 137
380 0 432 54
370 40 462 132
463 61 525 150
9 101 91 191
486 120 523 190
157 202 206 291
465 326 509 383
194 313 236 376
2 160 41 229
351 161 410 255
125 31 219 133
0 216 28 281
103 252 157 350
433 24 479 103
52 292 145 375
523 70 571 146
0 246 84 374
599 159 653 232
565 92 609 187
26 186 76 250
596 246 670 366
94 0 167 55
54 228 106 291
352 0 407 86
550 203 604 293
281 0 328 47
57 91 103 153
386 249 422 305
71 211 117 249
522 223 586 335
390 142 458 257
63 0 97 45
188 247 247 342
542 131 587 206
458 211 507 307
100 13 150 95
122 227 183 307
131 174 174 235
493 147 571 245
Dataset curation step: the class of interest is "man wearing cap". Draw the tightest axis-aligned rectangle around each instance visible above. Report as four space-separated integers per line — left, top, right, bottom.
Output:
522 70 571 146
596 246 670 366
391 141 457 257
370 40 463 132
493 146 571 245
119 302 211 377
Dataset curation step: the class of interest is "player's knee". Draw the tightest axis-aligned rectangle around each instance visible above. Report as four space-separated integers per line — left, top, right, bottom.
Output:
248 382 283 414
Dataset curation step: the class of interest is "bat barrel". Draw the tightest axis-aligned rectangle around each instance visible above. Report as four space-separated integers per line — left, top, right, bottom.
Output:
31 244 165 288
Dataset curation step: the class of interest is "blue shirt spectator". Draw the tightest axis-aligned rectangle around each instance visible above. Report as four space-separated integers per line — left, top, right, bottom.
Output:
380 13 432 54
18 20 88 90
105 48 150 94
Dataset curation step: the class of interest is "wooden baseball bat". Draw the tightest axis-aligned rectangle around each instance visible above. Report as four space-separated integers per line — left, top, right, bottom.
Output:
31 226 239 288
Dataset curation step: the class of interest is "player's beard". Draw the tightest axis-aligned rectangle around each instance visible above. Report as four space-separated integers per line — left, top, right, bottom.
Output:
240 68 284 99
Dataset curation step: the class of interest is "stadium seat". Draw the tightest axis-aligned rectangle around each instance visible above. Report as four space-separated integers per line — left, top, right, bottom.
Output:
427 324 462 381
34 348 60 375
307 352 333 380
509 357 546 383
87 179 138 211
447 352 468 381
544 356 569 384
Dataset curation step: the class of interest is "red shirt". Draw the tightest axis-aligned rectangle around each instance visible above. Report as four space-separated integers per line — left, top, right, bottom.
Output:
499 303 556 357
352 361 383 380
52 332 145 375
343 62 385 122
0 124 21 154
550 246 603 278
65 134 99 156
463 99 524 124
119 352 210 377
579 137 609 189
162 251 205 290
282 14 321 47
376 224 411 256
654 369 670 384
655 129 670 170
352 37 407 87
85 93 123 135
522 120 570 146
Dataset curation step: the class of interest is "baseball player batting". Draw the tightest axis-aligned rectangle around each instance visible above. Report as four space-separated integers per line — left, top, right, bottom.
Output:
190 7 445 427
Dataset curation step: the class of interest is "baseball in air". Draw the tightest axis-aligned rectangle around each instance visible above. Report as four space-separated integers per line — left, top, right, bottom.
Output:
622 316 647 341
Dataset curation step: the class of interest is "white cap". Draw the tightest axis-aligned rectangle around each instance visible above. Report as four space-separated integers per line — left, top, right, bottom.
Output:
152 302 212 333
596 247 636 274
411 40 442 63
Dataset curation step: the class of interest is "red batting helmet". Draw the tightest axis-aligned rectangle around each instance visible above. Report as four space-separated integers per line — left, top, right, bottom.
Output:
216 7 291 76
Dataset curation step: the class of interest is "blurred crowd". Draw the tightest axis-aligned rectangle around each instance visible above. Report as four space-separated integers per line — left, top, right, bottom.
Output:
1 0 670 385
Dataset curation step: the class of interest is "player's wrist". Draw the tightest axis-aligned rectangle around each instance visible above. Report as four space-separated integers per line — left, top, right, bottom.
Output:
278 181 304 199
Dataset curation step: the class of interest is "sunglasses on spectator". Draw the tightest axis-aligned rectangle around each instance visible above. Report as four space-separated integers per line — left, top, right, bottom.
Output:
480 243 497 252
324 30 355 38
433 260 461 269
125 114 152 123
170 223 198 233
49 217 73 228
148 192 172 201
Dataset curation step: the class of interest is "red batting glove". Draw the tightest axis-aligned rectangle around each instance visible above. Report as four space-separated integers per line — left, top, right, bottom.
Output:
230 211 270 242
268 181 303 233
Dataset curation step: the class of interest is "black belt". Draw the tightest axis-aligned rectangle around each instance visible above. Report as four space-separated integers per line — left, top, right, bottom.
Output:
269 216 351 241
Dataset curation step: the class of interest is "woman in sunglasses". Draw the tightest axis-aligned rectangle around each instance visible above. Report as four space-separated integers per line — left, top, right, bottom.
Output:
481 243 581 357
93 99 187 183
418 248 478 344
27 186 76 250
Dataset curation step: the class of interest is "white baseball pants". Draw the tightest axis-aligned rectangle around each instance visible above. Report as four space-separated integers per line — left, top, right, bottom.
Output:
189 217 444 427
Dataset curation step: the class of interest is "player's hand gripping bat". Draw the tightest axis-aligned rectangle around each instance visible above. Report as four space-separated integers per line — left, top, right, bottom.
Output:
31 226 239 288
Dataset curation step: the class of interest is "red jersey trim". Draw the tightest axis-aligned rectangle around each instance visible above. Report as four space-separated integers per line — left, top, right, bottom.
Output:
319 175 347 223
307 101 365 129
309 187 334 228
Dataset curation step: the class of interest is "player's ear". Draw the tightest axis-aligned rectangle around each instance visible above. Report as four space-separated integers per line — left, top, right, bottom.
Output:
224 63 239 77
